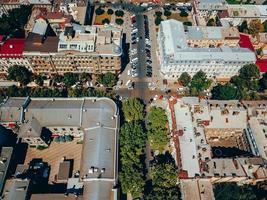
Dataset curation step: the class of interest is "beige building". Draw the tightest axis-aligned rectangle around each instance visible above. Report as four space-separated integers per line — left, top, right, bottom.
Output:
186 26 240 48
22 20 122 75
0 0 52 15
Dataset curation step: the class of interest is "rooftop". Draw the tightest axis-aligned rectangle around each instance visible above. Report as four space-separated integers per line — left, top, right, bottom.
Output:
2 179 30 200
1 97 119 200
0 147 13 193
159 20 256 62
0 36 25 58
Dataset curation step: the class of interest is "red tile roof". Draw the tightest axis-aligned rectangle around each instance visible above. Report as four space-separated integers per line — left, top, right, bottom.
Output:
0 36 25 58
239 33 267 72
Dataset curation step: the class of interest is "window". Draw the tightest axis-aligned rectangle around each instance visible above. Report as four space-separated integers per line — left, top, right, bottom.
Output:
59 44 67 49
70 44 78 49
62 128 66 131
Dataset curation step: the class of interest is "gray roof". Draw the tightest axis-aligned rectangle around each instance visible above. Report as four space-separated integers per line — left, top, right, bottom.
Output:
159 20 256 63
0 147 13 193
81 128 116 179
2 179 29 200
22 97 118 200
198 0 227 11
18 117 42 138
0 97 28 123
83 181 115 200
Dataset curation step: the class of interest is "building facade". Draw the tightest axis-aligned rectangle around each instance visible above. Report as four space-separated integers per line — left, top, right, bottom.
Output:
0 22 122 77
158 20 256 80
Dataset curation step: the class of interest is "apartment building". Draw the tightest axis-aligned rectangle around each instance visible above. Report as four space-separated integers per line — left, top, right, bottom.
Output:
0 36 32 78
0 97 119 200
0 0 52 15
166 97 267 184
158 20 256 80
0 18 122 77
186 26 240 48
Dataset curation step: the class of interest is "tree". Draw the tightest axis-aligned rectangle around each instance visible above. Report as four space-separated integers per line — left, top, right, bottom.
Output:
119 164 145 198
239 20 249 33
115 18 124 25
95 7 105 15
79 72 91 83
115 10 124 17
97 72 117 87
190 70 212 95
183 21 192 26
0 5 32 37
7 65 32 85
34 75 45 86
211 83 239 100
145 153 181 200
107 8 114 15
119 121 146 198
249 19 264 35
52 74 63 85
122 98 144 122
239 64 260 80
180 10 188 17
147 107 169 152
120 122 146 165
63 73 79 87
178 72 191 87
207 18 215 26
164 10 172 17
214 183 257 200
259 72 267 91
102 18 110 24
155 11 162 17
155 17 163 26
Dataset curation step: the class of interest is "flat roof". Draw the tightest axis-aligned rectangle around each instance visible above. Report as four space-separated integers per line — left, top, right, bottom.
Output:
10 97 118 200
2 179 29 200
159 20 256 63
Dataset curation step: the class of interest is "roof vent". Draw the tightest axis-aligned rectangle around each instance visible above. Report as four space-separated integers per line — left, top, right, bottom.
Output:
9 45 13 49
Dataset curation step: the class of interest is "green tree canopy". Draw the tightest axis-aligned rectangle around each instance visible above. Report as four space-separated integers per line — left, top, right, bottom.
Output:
0 5 32 37
211 83 239 100
7 65 32 85
190 70 212 95
119 121 147 198
178 72 191 87
155 11 162 17
145 153 181 200
239 64 260 80
95 7 105 15
115 18 124 25
102 18 110 24
147 107 168 152
63 73 79 87
155 16 163 26
207 18 215 26
164 10 172 17
79 72 91 83
214 183 257 200
259 72 267 91
34 75 45 86
180 10 188 17
119 164 145 198
115 10 124 17
97 72 117 87
122 98 144 122
107 8 114 15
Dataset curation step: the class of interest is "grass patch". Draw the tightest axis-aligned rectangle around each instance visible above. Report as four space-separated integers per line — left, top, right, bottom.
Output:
94 12 111 25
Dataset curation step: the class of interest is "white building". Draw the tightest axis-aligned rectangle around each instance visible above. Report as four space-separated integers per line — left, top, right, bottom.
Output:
157 20 256 80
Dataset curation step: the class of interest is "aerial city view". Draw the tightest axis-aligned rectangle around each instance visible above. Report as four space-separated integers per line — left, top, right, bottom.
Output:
2 0 267 199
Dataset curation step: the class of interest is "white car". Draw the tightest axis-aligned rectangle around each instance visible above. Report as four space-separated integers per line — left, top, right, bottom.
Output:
127 70 131 76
